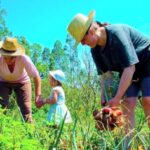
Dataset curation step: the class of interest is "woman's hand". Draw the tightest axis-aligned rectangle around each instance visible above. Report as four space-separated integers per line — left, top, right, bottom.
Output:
35 95 44 108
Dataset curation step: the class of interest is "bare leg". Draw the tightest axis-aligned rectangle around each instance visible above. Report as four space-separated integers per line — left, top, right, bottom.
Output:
122 97 137 150
141 97 150 127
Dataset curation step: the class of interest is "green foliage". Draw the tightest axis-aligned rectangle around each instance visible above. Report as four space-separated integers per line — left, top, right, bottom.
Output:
64 35 82 85
0 8 12 39
0 80 150 149
104 72 120 101
50 40 66 70
30 43 43 65
17 36 31 56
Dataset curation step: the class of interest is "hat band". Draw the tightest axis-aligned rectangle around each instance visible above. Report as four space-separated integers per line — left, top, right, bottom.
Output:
1 48 16 53
83 23 92 38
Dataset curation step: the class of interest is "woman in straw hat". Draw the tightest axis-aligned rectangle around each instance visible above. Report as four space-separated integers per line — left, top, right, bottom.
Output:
0 37 41 123
67 11 150 149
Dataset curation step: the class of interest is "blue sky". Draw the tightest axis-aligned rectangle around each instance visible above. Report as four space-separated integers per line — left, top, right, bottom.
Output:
1 0 150 49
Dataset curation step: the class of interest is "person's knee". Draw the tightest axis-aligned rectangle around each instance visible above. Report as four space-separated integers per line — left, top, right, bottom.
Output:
142 97 150 107
122 98 137 111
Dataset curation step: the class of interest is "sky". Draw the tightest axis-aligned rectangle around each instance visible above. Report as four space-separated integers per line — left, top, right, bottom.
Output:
1 0 150 49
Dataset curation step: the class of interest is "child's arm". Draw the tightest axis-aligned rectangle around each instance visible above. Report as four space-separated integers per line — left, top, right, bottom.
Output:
44 90 58 104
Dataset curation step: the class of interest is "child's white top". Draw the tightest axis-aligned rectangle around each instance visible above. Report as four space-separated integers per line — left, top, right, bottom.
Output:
47 86 72 124
50 86 65 104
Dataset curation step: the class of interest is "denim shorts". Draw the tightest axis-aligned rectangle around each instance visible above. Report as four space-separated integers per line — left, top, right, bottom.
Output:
125 77 150 97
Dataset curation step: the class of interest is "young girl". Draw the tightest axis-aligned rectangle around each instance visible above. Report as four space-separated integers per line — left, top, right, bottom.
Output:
37 70 72 125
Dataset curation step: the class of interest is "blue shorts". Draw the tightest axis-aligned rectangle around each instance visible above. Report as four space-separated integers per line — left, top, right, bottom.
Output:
125 77 150 97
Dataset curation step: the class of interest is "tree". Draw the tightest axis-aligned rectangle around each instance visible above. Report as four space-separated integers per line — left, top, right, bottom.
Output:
50 40 68 71
30 43 42 65
17 36 31 56
65 34 81 86
82 47 97 84
0 8 12 39
42 47 51 73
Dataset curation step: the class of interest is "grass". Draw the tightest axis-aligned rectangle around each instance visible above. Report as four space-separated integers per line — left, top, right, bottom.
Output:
0 80 149 149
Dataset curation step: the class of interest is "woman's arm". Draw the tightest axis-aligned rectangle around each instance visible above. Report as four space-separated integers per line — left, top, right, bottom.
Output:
33 75 42 102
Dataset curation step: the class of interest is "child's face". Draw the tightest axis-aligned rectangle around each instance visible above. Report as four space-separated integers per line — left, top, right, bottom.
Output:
49 76 57 87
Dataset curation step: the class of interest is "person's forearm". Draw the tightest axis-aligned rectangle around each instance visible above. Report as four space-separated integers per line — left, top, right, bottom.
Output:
114 65 135 100
34 75 41 97
44 98 56 104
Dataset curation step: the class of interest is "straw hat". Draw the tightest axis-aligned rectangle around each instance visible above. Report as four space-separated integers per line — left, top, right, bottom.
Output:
67 10 95 47
0 41 3 48
49 70 65 83
0 37 25 56
0 41 2 56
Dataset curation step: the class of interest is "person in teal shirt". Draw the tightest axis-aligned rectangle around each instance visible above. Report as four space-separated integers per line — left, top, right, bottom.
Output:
67 10 150 149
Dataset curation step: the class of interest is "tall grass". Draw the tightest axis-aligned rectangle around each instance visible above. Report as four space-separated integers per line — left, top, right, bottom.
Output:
0 78 149 149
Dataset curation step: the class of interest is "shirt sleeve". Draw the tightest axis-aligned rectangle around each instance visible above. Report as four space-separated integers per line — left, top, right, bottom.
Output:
113 28 139 69
22 55 39 77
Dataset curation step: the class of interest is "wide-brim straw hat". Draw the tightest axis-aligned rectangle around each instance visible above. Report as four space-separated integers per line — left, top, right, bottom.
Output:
0 41 3 56
67 10 95 48
0 37 25 56
49 70 65 83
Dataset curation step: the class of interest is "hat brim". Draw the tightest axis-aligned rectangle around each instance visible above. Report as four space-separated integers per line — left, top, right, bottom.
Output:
49 71 55 80
0 41 3 49
0 46 25 56
74 10 95 48
49 70 65 83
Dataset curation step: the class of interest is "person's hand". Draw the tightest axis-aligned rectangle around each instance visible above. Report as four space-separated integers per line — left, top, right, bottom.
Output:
35 99 45 108
106 97 120 107
100 94 107 107
35 95 41 102
35 95 45 108
100 99 107 107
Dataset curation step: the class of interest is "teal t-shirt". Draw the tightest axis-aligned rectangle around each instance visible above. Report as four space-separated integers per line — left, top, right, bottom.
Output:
91 24 150 79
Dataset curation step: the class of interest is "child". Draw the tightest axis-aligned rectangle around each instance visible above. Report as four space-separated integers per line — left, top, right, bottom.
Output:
36 70 72 125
